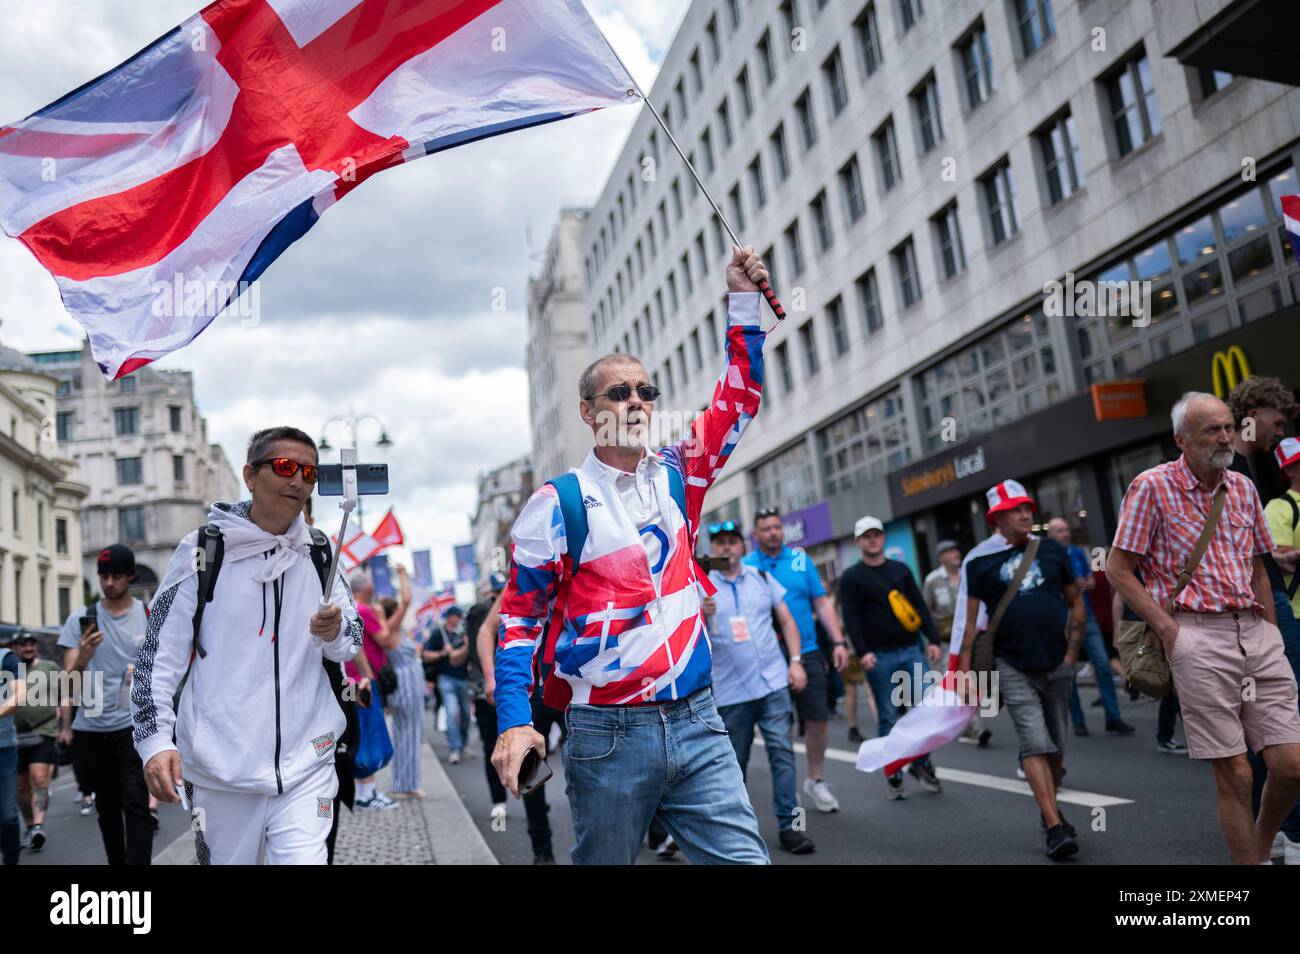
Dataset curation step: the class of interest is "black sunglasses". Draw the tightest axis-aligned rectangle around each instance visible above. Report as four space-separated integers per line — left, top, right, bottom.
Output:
585 384 661 403
709 520 739 536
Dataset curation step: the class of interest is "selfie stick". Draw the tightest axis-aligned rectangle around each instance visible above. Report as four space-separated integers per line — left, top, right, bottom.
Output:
320 447 359 611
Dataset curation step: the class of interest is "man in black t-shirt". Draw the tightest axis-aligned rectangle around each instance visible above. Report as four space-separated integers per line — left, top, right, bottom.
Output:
839 515 943 800
957 479 1086 861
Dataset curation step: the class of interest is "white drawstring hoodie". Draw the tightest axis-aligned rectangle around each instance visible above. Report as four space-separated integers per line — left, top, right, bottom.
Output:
131 501 362 796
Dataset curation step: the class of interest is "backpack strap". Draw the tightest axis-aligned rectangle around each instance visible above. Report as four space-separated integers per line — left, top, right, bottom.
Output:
1274 493 1300 599
191 523 224 660
306 527 333 594
547 473 588 576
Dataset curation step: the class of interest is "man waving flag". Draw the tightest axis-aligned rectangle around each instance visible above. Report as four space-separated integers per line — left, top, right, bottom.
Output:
0 0 635 379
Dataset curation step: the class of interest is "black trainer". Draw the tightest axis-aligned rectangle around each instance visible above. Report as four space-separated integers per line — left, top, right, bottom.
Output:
29 825 45 851
977 727 992 747
848 726 864 744
907 760 942 793
1106 719 1136 735
886 773 906 800
1073 723 1089 737
1045 823 1079 860
778 830 816 854
533 848 556 865
1041 813 1077 838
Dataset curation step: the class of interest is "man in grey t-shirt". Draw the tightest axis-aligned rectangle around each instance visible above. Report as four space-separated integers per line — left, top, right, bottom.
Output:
58 545 153 865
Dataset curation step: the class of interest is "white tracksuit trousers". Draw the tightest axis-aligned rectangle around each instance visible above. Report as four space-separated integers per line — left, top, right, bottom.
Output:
185 765 338 865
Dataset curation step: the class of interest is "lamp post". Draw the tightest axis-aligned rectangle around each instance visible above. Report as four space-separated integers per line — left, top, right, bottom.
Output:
318 407 392 526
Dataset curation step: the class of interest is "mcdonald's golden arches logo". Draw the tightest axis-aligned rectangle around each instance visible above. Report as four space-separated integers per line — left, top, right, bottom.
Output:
1211 345 1251 398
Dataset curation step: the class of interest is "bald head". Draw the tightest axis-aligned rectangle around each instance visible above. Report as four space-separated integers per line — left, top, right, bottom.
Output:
1046 517 1071 546
1171 391 1235 475
579 354 648 402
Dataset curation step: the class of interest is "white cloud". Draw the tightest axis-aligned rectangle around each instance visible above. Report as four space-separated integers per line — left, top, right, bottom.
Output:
0 0 689 577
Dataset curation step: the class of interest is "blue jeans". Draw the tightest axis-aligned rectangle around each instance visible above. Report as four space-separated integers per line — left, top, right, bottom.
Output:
0 746 18 865
864 645 932 770
562 687 769 865
437 675 471 754
718 688 799 832
1248 590 1300 842
1068 617 1122 725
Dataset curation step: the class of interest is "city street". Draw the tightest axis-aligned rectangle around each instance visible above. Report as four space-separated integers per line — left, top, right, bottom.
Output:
435 681 1225 865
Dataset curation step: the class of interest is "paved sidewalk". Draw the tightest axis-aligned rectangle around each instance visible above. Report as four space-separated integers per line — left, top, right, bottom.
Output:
155 712 494 865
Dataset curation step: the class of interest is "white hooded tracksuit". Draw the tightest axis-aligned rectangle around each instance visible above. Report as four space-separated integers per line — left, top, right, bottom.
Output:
131 501 361 864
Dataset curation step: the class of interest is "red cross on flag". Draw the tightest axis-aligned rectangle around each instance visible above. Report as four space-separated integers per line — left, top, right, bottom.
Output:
334 507 404 571
0 0 634 379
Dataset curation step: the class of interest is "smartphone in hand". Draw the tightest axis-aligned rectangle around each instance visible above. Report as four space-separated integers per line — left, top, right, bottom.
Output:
518 747 553 796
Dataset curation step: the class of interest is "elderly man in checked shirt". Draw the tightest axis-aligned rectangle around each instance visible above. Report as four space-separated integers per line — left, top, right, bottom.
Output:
1108 391 1300 864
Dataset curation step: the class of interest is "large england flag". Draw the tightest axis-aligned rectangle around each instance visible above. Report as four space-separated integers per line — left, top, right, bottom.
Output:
0 0 634 379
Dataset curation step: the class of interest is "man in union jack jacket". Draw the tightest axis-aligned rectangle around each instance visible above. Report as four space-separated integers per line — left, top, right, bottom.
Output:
491 246 772 864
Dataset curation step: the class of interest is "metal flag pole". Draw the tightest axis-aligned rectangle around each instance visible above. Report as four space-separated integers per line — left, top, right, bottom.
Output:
601 41 786 323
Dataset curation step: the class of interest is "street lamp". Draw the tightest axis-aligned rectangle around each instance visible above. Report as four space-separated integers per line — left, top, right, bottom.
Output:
318 407 393 525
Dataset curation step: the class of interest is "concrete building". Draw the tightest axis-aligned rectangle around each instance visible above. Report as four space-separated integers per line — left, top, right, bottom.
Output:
0 345 88 627
27 343 240 600
470 454 533 587
528 208 595 483
580 0 1300 581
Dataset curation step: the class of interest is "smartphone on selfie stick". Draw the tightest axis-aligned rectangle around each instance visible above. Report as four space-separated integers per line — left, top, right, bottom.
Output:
314 449 390 611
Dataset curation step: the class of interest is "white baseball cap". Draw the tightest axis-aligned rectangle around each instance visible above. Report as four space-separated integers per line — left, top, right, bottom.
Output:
854 515 885 537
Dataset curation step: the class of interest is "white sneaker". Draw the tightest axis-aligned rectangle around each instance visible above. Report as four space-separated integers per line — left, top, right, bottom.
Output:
449 750 461 765
1283 835 1300 865
1271 831 1286 860
490 803 507 822
803 777 840 813
1016 766 1026 780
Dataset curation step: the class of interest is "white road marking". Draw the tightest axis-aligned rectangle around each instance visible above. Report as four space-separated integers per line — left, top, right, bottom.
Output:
754 738 1134 809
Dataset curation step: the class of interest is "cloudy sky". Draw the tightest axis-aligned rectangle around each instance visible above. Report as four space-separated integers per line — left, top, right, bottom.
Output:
0 0 689 582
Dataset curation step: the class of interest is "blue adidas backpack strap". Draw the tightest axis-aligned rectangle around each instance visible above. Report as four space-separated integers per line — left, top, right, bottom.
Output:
547 473 588 575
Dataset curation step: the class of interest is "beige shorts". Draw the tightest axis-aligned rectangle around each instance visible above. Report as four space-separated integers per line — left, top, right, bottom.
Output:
1169 610 1300 760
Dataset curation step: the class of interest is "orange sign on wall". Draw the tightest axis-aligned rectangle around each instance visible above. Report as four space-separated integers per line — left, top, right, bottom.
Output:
1091 380 1147 421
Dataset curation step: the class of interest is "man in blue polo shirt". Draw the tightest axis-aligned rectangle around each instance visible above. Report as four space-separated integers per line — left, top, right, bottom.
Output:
745 507 850 814
705 521 813 855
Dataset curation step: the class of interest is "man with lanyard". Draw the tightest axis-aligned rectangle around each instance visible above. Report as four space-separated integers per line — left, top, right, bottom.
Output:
1045 518 1134 737
704 520 814 854
59 545 154 865
745 507 850 814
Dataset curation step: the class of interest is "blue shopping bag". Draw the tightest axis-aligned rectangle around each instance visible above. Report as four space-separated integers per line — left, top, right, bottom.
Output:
354 691 394 779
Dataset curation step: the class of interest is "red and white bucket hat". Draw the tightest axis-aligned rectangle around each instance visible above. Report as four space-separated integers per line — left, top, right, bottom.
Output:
1275 437 1300 471
985 478 1036 525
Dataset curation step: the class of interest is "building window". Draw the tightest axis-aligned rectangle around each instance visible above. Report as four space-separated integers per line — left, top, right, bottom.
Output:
794 87 817 151
758 30 777 87
37 501 45 545
931 202 967 279
810 189 833 252
717 98 734 149
872 118 901 192
854 2 883 78
785 219 806 278
1039 111 1084 204
706 310 720 354
958 20 995 109
699 130 715 177
775 341 794 394
981 159 1020 245
919 310 1060 450
120 505 145 542
676 344 688 385
896 0 923 33
910 73 944 154
728 183 746 233
11 490 17 535
762 245 778 295
680 252 694 296
119 377 136 394
56 411 74 442
892 237 922 309
59 586 71 623
779 1 798 54
822 46 849 117
753 441 819 513
839 156 867 224
726 0 741 30
1198 68 1233 99
671 179 683 220
736 66 753 119
818 389 911 494
117 457 144 485
56 517 68 555
856 267 884 335
705 15 720 64
827 296 850 355
113 406 139 436
169 405 182 432
667 272 680 311
1014 0 1054 57
57 380 71 397
770 124 791 182
1106 48 1162 157
690 330 703 372
748 155 767 210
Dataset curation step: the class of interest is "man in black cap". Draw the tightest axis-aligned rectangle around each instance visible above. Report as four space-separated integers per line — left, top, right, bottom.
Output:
57 544 154 864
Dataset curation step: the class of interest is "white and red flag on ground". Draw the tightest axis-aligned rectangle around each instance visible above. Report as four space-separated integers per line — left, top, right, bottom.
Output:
334 507 404 571
855 533 1017 775
0 0 634 379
